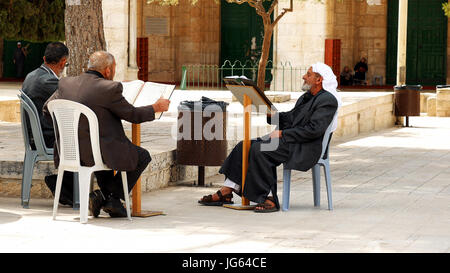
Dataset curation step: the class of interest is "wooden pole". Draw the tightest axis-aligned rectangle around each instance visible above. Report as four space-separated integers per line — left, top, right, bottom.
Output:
131 123 141 215
131 123 163 217
223 94 255 210
241 94 251 206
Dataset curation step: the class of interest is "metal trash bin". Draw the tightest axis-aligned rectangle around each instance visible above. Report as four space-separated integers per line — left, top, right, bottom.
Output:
177 97 228 186
394 84 422 126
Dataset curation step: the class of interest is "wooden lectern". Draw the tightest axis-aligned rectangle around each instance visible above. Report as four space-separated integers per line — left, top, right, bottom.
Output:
223 79 277 210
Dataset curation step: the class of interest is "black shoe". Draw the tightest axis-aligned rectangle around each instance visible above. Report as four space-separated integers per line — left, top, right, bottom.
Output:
89 190 104 218
103 196 127 218
58 195 74 207
45 175 73 207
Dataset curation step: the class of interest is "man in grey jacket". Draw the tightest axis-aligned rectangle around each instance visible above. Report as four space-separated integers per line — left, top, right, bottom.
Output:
22 42 68 147
199 63 341 212
21 42 74 206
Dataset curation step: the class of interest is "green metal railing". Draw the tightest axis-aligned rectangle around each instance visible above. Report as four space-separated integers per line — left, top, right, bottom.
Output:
181 60 308 92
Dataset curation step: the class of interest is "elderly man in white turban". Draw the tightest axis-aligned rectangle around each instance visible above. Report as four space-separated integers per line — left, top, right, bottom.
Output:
199 63 341 212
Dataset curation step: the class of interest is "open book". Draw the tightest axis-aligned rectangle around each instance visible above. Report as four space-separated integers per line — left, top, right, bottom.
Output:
121 80 175 119
224 76 277 113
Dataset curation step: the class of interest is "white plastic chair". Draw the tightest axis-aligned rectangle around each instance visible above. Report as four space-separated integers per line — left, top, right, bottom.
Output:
282 119 334 211
18 90 80 209
47 99 131 223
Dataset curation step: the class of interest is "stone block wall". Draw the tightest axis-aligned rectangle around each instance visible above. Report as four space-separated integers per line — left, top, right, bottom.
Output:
329 0 357 77
102 0 136 82
329 0 387 85
273 0 330 69
272 0 387 89
101 0 450 86
333 93 395 139
436 88 450 117
354 1 387 84
0 100 20 123
138 0 220 83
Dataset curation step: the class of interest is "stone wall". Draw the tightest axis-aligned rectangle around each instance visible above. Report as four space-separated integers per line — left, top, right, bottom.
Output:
102 0 139 82
273 0 330 69
333 93 395 139
82 0 450 85
0 100 20 123
327 0 387 85
137 0 220 83
351 0 387 85
272 0 387 87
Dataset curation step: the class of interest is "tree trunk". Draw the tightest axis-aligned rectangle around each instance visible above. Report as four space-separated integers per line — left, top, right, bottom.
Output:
64 0 106 76
257 22 273 91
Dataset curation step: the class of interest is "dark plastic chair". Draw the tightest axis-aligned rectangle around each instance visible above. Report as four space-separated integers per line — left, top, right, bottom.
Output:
282 121 334 211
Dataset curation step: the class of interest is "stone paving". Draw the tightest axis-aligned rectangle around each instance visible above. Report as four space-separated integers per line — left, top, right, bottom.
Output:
1 115 450 253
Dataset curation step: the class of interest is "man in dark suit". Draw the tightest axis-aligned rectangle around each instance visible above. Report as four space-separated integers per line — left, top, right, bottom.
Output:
21 42 74 206
22 42 68 147
13 42 27 78
354 57 368 85
199 63 341 212
43 51 170 218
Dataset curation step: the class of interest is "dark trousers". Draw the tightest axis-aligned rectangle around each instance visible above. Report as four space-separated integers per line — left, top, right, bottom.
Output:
94 146 151 200
15 61 24 78
219 137 290 208
31 134 76 204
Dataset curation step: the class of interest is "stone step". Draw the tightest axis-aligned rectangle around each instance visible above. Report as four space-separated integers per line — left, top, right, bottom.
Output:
0 99 20 123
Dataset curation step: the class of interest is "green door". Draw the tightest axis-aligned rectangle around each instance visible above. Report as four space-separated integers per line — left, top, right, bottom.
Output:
2 40 50 79
386 0 447 86
220 0 273 82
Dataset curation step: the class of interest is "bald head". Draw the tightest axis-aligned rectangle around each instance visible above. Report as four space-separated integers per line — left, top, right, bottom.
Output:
87 51 116 80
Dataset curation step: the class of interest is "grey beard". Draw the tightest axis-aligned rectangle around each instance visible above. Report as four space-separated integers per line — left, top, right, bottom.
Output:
301 83 312 91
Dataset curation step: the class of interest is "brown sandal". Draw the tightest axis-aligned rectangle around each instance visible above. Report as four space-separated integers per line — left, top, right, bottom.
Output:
198 190 234 206
254 196 279 213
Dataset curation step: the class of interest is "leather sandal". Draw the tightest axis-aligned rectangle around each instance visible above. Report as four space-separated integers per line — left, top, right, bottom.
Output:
254 196 279 213
198 190 234 206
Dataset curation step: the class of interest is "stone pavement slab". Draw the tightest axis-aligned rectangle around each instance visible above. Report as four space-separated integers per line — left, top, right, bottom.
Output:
1 116 450 253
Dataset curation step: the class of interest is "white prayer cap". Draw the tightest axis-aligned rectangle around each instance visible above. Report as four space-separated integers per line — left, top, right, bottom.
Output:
311 62 342 132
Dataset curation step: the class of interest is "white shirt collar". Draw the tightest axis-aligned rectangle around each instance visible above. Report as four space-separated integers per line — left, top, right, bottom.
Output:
42 64 60 79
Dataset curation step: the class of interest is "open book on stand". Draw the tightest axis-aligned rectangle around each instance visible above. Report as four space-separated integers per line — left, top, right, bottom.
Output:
223 76 277 113
121 80 176 119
